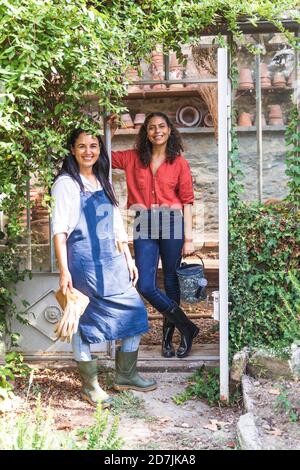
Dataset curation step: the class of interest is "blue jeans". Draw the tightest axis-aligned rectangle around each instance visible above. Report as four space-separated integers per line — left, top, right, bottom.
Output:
72 331 142 361
133 209 184 313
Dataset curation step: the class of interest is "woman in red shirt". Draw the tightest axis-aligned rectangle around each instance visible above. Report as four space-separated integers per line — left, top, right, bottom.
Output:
110 112 199 358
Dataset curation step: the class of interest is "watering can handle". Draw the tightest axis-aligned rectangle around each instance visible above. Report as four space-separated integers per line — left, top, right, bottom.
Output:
175 253 205 270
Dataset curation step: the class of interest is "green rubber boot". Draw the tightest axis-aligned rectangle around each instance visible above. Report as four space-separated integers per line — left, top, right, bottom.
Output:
77 357 113 408
113 348 157 392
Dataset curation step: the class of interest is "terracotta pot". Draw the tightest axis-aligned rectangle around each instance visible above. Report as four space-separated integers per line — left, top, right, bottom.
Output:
268 104 283 117
176 105 202 127
238 68 254 89
272 72 286 88
151 49 165 89
203 112 214 127
126 67 141 93
120 113 134 129
31 217 50 244
260 63 270 77
268 105 284 125
238 112 252 127
169 53 184 89
134 113 146 128
260 63 271 88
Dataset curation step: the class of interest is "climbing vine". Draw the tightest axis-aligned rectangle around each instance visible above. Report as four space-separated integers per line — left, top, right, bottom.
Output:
284 105 300 205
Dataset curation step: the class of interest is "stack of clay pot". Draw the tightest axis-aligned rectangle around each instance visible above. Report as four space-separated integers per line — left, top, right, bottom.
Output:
134 113 146 130
151 47 166 90
238 112 252 127
126 67 141 93
272 72 286 88
238 68 254 90
120 113 134 129
260 63 271 89
268 105 284 126
31 190 49 244
169 53 184 89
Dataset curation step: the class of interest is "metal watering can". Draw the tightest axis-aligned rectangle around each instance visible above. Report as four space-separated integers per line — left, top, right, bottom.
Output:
176 254 208 304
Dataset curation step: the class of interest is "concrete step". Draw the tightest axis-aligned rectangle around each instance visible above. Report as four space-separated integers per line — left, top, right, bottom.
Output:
21 344 220 372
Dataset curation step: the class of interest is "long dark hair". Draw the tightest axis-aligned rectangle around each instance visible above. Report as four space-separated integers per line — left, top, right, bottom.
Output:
135 112 184 166
54 129 118 206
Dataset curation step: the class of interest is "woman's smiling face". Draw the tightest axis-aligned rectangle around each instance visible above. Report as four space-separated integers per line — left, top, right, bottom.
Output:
146 115 171 147
71 132 100 171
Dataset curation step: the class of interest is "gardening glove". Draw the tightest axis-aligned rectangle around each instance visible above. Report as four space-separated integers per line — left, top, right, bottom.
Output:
54 287 89 343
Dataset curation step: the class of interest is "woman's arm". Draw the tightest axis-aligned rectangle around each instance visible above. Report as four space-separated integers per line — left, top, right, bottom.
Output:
122 242 139 287
54 233 73 295
182 204 195 255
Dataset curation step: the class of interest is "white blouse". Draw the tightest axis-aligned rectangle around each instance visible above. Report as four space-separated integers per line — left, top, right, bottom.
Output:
51 174 128 242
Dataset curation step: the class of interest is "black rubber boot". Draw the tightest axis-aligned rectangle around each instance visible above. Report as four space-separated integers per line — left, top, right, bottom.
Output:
162 317 176 358
113 348 157 392
163 303 199 358
77 357 113 408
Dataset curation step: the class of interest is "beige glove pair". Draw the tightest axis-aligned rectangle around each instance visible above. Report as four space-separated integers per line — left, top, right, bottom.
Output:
54 288 89 343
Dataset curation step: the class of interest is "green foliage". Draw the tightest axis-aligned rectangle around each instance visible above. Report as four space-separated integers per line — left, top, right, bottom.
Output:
0 398 124 450
75 403 124 450
0 247 30 345
172 366 240 407
0 352 31 399
285 106 300 205
229 199 300 355
228 93 300 356
276 272 300 350
275 385 299 423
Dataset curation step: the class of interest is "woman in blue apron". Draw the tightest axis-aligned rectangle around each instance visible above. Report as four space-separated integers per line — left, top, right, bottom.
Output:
52 129 156 408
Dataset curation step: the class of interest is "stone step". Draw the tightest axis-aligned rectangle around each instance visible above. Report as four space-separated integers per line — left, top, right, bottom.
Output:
19 344 220 372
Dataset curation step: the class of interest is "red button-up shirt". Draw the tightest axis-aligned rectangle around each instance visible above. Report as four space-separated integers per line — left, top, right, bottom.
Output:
112 149 194 209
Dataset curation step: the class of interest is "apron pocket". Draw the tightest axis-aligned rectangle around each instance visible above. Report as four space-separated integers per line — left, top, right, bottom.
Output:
81 254 132 297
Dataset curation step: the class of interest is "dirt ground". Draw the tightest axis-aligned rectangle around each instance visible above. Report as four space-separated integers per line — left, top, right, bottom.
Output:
10 368 242 450
243 375 300 450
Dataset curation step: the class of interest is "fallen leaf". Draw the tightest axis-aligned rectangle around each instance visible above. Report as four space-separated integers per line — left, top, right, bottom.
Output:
226 441 236 448
268 388 280 396
56 422 73 431
203 419 229 432
266 428 282 436
203 422 219 432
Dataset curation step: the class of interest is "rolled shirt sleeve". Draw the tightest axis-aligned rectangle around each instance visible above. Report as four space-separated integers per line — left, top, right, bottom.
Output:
177 159 194 205
113 206 128 243
51 176 80 237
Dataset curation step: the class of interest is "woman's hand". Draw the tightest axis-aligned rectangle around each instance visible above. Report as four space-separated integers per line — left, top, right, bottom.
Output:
59 268 73 295
182 240 195 256
127 260 139 287
122 241 139 287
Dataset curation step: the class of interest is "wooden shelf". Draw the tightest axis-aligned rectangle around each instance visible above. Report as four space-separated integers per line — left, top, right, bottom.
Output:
124 87 202 100
114 125 286 136
115 127 215 135
236 86 293 94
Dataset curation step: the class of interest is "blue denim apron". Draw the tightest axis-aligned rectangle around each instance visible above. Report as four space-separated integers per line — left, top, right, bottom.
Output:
67 188 148 343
